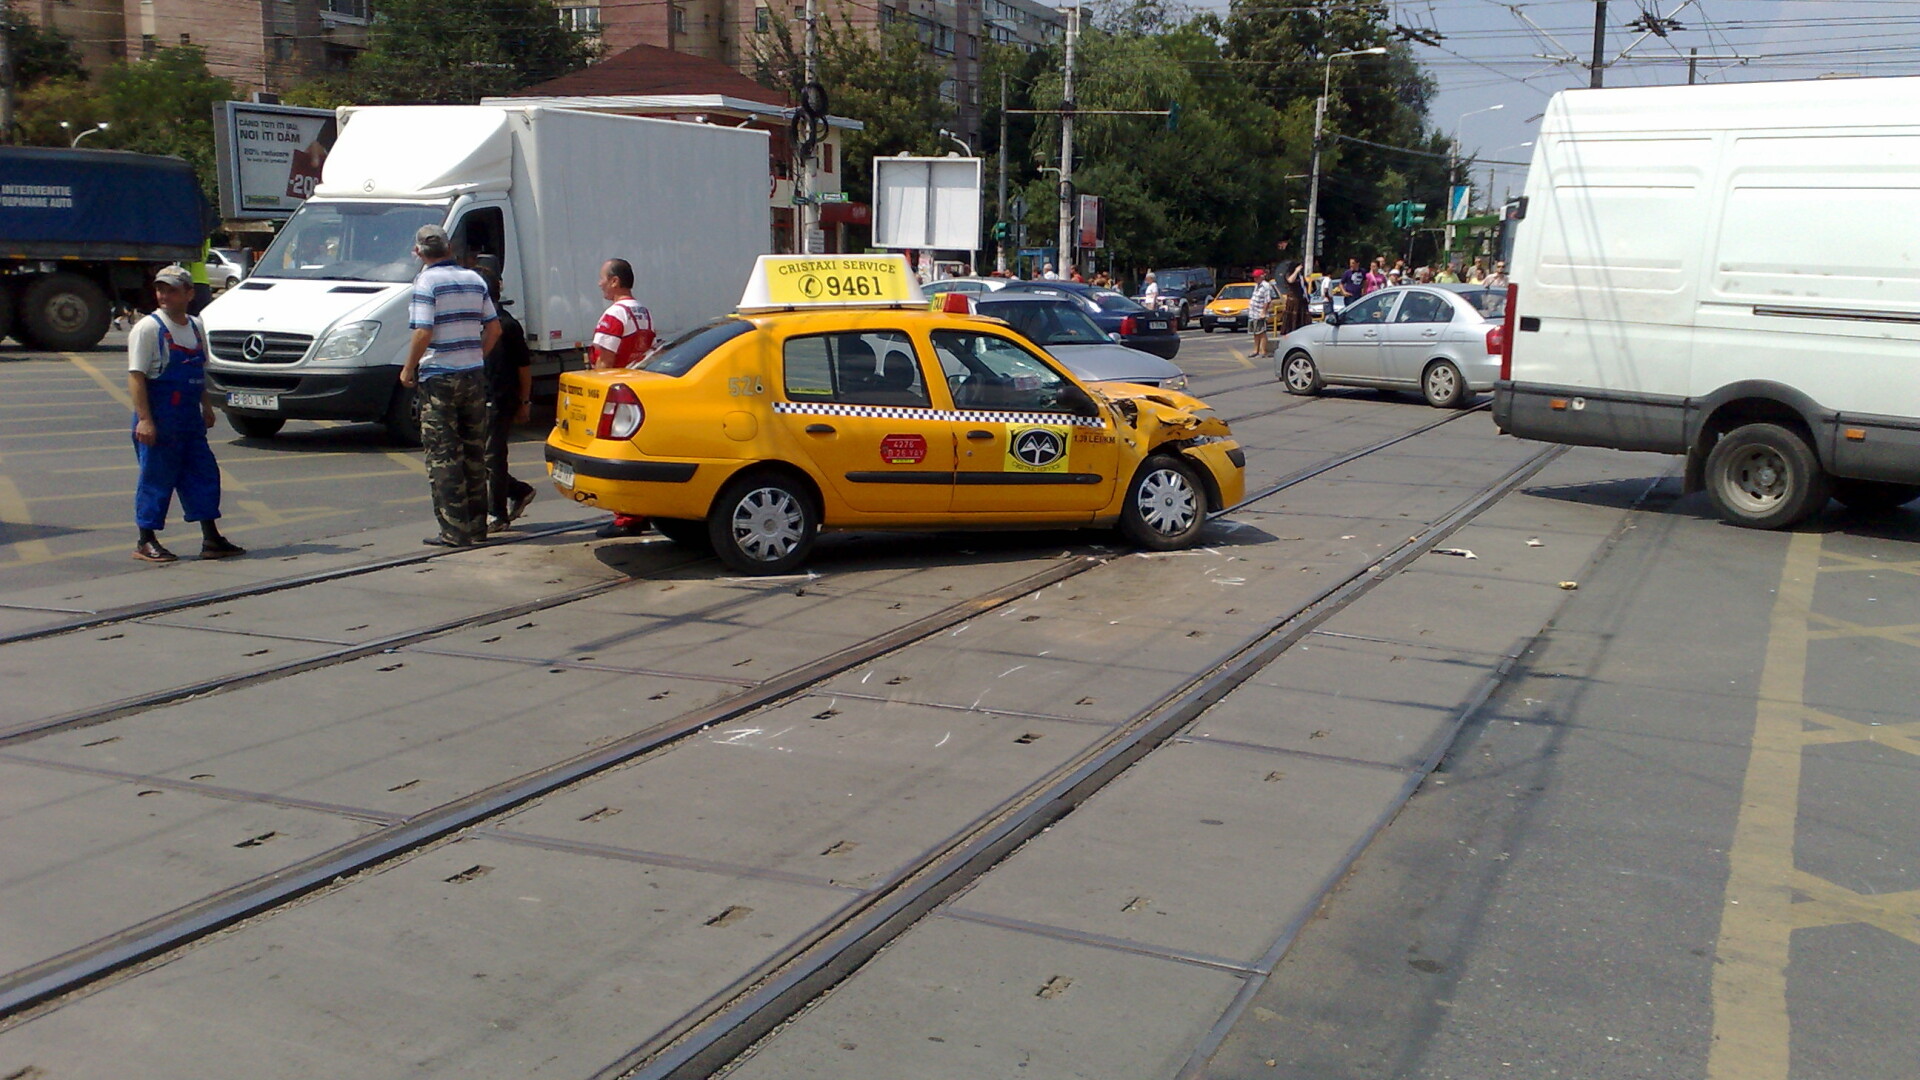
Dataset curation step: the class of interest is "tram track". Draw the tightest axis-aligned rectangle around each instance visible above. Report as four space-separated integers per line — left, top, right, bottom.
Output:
0 400 1511 1030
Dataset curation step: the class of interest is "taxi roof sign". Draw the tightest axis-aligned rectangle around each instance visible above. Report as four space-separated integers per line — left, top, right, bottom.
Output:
739 254 926 312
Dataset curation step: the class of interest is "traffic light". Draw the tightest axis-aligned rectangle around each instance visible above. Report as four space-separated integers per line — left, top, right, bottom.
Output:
1166 101 1181 132
1408 201 1427 224
992 222 1008 241
1387 201 1431 229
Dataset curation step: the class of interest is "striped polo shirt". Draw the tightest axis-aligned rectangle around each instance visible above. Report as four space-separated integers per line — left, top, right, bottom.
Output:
409 260 498 378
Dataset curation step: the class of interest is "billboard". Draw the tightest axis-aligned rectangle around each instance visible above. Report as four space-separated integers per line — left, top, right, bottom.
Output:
872 156 982 251
1077 194 1104 250
212 101 339 220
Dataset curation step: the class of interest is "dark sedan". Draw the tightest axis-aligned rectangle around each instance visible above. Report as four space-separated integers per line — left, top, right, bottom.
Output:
998 280 1181 360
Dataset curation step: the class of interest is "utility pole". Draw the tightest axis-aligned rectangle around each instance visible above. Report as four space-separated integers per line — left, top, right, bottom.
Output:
1 10 15 147
1304 92 1325 279
1056 2 1078 277
1688 46 1698 85
1589 0 1607 88
799 0 819 254
997 74 1009 273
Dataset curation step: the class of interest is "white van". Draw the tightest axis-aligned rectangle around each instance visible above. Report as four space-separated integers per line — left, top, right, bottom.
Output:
1492 76 1920 527
204 105 769 443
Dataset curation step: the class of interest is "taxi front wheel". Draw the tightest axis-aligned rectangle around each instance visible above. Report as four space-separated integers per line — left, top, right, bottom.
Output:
1121 455 1209 551
709 473 819 574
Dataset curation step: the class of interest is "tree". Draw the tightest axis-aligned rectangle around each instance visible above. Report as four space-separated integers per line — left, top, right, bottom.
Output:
1 2 84 90
15 47 234 201
345 0 597 104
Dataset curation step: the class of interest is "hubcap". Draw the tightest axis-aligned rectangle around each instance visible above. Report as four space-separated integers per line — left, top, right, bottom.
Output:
1724 447 1790 513
1427 365 1456 401
1285 356 1314 390
47 292 88 334
1137 469 1198 536
730 487 805 562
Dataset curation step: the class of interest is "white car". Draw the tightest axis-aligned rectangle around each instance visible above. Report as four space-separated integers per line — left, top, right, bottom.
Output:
1277 284 1508 408
206 248 247 291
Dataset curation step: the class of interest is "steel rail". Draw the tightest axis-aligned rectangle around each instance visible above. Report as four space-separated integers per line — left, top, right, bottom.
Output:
0 410 1526 1026
614 442 1569 1080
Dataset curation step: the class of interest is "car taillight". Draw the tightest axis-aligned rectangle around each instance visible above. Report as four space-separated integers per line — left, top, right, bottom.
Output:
1120 315 1138 335
1499 284 1518 381
596 383 644 440
1485 326 1505 355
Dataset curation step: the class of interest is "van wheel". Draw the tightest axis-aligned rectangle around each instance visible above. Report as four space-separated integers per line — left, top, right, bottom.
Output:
1830 478 1920 514
384 386 422 447
1120 454 1208 550
228 414 285 439
651 518 713 550
1280 350 1323 396
708 472 817 574
1704 423 1830 529
1422 360 1468 408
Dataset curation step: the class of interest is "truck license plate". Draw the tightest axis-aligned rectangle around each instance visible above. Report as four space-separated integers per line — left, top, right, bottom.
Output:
552 461 575 488
226 392 279 411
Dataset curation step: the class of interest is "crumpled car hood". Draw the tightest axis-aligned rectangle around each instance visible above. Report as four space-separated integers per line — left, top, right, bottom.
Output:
1090 383 1234 445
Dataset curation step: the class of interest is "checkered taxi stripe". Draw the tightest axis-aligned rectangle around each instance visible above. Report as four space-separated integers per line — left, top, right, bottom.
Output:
773 401 1107 428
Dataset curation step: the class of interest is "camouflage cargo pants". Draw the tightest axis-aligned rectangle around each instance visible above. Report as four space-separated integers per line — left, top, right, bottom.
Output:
420 368 490 545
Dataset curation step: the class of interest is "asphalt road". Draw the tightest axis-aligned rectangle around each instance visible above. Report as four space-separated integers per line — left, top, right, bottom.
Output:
1 321 1915 1080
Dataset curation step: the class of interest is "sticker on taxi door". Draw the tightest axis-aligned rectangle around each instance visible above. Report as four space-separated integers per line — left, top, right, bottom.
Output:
1006 425 1070 473
881 433 928 464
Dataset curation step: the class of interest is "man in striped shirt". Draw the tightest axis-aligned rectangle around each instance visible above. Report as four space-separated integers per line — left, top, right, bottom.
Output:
591 258 656 538
401 224 501 546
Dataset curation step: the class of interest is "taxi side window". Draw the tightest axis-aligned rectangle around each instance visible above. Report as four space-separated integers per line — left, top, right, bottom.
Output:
782 331 931 408
930 330 1073 413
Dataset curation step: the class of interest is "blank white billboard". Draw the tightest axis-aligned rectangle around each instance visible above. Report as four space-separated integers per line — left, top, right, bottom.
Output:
872 156 981 251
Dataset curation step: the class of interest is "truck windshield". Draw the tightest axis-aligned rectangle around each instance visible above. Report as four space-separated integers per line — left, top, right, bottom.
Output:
257 201 450 283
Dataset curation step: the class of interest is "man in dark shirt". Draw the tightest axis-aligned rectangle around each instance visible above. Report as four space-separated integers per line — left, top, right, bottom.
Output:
1340 257 1367 302
476 268 535 532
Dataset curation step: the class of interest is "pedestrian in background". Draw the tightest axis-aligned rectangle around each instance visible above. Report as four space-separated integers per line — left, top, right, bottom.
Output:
1340 257 1367 304
1280 258 1309 335
1364 257 1387 294
1435 262 1461 283
127 265 243 563
476 268 536 534
401 224 500 548
1246 268 1274 359
590 258 656 539
1141 272 1159 307
1483 261 1509 289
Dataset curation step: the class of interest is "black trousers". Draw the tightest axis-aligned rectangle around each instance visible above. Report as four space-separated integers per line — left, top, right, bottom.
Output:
486 399 535 519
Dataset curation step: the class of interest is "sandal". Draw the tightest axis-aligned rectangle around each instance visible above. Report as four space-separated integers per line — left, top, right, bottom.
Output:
200 537 246 559
133 539 178 563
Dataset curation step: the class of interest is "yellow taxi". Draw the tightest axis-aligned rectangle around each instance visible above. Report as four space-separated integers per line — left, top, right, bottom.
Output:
1199 282 1257 333
545 255 1245 575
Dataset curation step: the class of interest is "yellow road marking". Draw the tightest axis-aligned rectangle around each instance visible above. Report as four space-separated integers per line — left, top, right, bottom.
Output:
1795 704 1920 757
0 428 127 440
1709 530 1820 1080
0 474 54 564
1805 613 1920 647
386 450 426 476
0 414 91 424
1787 871 1920 944
0 443 125 457
0 401 110 409
1817 550 1920 577
64 353 133 410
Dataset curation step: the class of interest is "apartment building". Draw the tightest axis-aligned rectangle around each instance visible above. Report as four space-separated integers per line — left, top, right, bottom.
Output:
21 0 372 93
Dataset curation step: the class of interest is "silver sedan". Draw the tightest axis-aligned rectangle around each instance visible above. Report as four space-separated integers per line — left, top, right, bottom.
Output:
1274 285 1507 408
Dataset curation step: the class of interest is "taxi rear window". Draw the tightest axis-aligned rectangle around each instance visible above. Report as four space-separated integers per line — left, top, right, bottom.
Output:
634 317 753 377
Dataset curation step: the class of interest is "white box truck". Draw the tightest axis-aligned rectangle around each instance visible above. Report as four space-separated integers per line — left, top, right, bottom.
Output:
1492 76 1920 527
204 105 769 443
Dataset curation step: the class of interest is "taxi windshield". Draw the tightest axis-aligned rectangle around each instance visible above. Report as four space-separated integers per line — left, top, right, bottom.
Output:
976 299 1109 346
1217 285 1254 300
257 201 450 283
636 317 753 377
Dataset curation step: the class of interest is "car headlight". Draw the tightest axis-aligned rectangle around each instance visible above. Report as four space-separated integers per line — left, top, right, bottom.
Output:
313 320 381 362
1162 372 1189 391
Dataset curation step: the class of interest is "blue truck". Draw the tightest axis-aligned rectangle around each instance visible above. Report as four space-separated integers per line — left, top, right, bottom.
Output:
0 146 208 350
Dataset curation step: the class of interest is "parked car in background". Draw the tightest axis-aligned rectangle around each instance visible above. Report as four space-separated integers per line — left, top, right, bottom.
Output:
1307 276 1346 322
1201 283 1256 333
923 277 1010 305
207 248 247 291
1144 267 1216 328
998 280 1181 360
1276 284 1507 408
973 294 1189 390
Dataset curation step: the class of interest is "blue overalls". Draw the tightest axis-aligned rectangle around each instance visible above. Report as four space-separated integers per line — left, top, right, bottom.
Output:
132 313 222 531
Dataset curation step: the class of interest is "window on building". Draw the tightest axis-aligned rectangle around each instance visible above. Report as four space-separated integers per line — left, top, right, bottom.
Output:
558 5 601 32
141 33 155 56
272 34 295 60
323 42 357 70
323 0 370 18
755 6 769 32
179 32 191 44
965 34 977 58
671 5 686 33
821 143 833 173
938 78 958 104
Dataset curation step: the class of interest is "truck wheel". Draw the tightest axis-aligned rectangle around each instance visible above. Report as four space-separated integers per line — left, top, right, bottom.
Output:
1280 350 1323 396
20 273 111 351
1120 454 1208 551
228 414 285 439
708 472 818 575
1704 423 1831 529
651 518 713 551
1422 360 1468 408
1830 478 1920 514
384 386 422 448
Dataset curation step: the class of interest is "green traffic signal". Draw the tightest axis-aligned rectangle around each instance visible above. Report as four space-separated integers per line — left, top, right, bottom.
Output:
1166 101 1181 132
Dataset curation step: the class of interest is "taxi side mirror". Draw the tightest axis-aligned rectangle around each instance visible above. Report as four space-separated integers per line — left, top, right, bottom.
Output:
1061 383 1101 418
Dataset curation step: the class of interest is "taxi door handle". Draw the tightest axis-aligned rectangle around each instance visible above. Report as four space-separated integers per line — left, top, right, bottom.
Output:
805 424 836 434
966 429 995 440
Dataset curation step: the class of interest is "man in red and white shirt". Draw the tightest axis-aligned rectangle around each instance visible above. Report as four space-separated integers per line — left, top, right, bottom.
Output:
591 258 654 369
591 258 656 538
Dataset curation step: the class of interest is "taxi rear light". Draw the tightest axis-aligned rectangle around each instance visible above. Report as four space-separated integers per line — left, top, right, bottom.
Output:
1499 284 1518 380
941 291 973 314
1120 315 1138 336
597 383 644 440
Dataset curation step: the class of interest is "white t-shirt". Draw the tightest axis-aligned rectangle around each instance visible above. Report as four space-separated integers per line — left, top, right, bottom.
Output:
127 312 201 377
1143 280 1160 302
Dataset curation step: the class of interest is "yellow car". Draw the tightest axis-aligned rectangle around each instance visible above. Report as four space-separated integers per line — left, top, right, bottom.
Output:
545 255 1245 575
1200 283 1257 333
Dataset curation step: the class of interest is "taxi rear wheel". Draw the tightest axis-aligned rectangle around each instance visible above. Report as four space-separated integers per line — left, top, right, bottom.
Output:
1121 454 1208 551
709 473 818 574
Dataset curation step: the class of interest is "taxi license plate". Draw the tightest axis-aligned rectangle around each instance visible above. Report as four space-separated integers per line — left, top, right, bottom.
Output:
1147 320 1168 331
226 392 278 411
552 461 575 488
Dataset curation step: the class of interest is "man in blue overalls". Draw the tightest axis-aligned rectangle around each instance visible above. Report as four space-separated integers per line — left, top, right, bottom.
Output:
127 265 244 563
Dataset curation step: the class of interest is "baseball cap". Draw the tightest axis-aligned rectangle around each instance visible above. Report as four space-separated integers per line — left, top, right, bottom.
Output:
415 224 451 250
154 265 193 288
1251 268 1265 278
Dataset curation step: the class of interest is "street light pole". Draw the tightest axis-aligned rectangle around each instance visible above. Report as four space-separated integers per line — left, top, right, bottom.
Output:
1056 3 1079 277
1445 104 1502 252
1303 47 1385 279
997 73 1008 273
